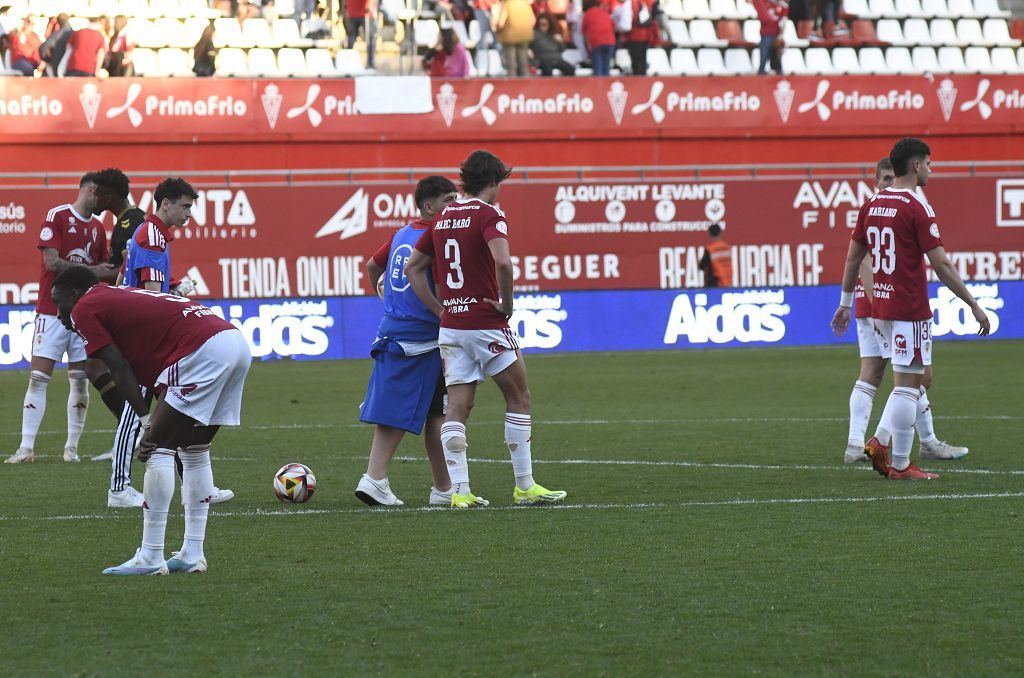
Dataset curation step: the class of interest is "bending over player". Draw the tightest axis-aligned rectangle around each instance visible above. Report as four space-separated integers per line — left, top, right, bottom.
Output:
52 266 251 574
832 138 989 480
355 176 457 506
405 150 566 507
843 157 968 464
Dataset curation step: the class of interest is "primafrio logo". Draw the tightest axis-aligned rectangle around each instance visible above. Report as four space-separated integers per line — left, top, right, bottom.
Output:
105 82 144 127
282 84 356 128
959 79 1024 120
461 83 497 125
631 81 666 123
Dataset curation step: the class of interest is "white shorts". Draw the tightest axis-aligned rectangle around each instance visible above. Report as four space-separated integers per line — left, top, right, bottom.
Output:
33 313 87 363
438 327 520 386
856 318 887 359
875 319 932 375
156 329 251 426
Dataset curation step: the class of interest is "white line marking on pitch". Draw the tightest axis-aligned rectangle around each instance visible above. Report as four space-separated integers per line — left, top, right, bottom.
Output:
2 491 1023 522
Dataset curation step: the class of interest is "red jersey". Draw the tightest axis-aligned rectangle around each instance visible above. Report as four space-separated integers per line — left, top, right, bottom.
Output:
36 204 108 316
851 188 943 321
70 284 234 388
415 198 509 330
66 27 105 74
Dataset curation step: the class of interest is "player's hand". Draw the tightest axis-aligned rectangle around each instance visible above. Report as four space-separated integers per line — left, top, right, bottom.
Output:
484 297 513 318
831 306 851 336
137 423 155 462
972 304 991 336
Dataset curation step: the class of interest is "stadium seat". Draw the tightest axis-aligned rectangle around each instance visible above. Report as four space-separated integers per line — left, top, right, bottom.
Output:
335 48 366 76
894 0 925 16
937 46 968 72
646 48 675 75
305 48 338 76
121 0 153 18
695 47 726 74
803 47 835 73
181 0 220 18
214 18 253 48
615 48 631 73
245 48 277 77
182 18 209 48
685 0 715 19
885 46 919 72
670 48 699 74
782 21 809 48
945 0 979 17
989 46 1021 73
717 20 754 47
930 19 961 46
273 20 313 48
451 20 476 49
562 48 584 66
868 0 900 18
919 0 950 16
911 45 939 71
709 0 740 18
274 47 307 76
842 0 876 18
414 19 440 48
215 47 248 76
688 20 728 47
875 19 907 45
667 19 693 46
831 46 861 73
974 0 1011 18
485 49 506 76
983 19 1021 47
151 0 187 19
276 0 297 16
742 19 760 45
955 19 989 46
130 47 158 76
734 0 757 18
963 46 993 72
151 18 186 48
243 18 279 48
858 46 888 72
851 19 885 46
157 47 193 76
661 0 685 19
723 47 753 73
903 18 936 45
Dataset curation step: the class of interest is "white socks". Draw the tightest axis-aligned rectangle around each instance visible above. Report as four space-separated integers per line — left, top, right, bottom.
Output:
877 387 920 471
441 422 470 494
179 444 214 562
140 450 176 564
19 370 49 450
848 380 877 446
505 413 535 491
66 369 89 450
915 386 938 445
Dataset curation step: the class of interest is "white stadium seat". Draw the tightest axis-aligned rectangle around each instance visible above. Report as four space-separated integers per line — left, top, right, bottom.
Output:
275 47 308 76
876 19 908 45
157 47 193 76
912 46 939 72
246 47 278 77
670 48 700 75
936 46 968 72
709 0 740 18
668 20 693 47
843 0 876 18
214 18 252 48
661 0 685 19
305 48 338 76
974 0 1011 17
919 0 951 17
685 0 715 19
273 20 313 48
183 18 210 48
868 0 900 18
831 47 861 73
956 19 989 47
742 19 760 45
781 47 807 74
782 21 809 48
334 48 366 76
696 47 727 74
688 20 728 47
646 48 675 75
963 46 993 73
734 0 757 19
858 47 888 73
983 19 1021 48
413 19 440 48
152 18 187 48
723 47 753 74
989 47 1021 73
215 47 248 76
885 46 919 73
902 19 936 45
945 0 979 17
929 19 961 46
803 47 835 74
894 0 925 17
451 20 476 49
130 47 158 76
243 19 278 48
485 49 505 76
130 19 161 48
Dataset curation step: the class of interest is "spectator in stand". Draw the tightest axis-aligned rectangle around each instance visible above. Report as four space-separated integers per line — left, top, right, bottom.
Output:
193 24 217 77
495 0 535 76
8 15 41 76
259 0 278 25
623 0 657 76
581 0 615 76
425 27 471 77
530 13 575 76
754 0 787 74
0 5 14 58
567 0 587 55
472 0 502 75
295 0 317 30
39 13 71 76
104 15 133 77
65 16 107 77
346 0 377 70
305 4 331 38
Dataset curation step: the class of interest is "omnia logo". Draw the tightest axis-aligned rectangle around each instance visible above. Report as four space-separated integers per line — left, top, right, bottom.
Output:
663 290 790 345
317 189 368 239
316 190 420 239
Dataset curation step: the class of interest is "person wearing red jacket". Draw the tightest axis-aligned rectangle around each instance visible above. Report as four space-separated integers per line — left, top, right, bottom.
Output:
622 0 658 76
754 0 787 74
8 15 42 76
581 0 615 75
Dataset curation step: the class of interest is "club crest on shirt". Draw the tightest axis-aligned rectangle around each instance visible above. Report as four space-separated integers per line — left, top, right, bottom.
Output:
495 221 508 235
40 227 54 241
929 223 940 238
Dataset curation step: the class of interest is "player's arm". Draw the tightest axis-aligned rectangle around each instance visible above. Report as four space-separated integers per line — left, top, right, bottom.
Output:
926 246 990 336
367 259 385 298
42 247 117 280
484 237 514 317
831 240 868 336
858 255 873 298
92 344 149 420
405 249 443 318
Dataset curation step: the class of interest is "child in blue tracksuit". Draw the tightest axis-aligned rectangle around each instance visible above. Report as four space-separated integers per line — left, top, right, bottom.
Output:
355 176 459 507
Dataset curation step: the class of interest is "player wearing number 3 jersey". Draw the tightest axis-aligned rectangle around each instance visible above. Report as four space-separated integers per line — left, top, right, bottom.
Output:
832 138 990 480
406 150 566 508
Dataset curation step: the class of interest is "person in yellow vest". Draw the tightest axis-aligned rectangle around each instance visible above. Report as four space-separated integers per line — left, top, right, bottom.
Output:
699 223 732 287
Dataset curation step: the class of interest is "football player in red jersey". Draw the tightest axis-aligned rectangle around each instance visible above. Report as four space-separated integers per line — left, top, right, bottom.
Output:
52 266 251 575
5 173 117 465
832 138 990 480
842 158 968 466
406 150 567 508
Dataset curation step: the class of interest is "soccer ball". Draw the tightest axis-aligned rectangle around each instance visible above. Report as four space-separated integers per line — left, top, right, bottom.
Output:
273 463 317 503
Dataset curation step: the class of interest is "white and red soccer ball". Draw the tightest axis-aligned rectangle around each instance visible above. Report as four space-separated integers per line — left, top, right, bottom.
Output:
273 463 317 503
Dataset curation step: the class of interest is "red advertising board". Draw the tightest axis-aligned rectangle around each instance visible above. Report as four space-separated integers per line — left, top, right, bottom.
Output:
1 75 1022 143
2 174 1022 304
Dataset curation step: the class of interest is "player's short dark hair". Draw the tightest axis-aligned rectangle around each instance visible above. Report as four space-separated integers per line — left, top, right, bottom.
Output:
708 223 722 237
459 150 512 196
875 156 893 177
79 172 101 187
889 138 930 177
53 265 99 294
414 176 457 209
95 168 131 198
154 177 199 208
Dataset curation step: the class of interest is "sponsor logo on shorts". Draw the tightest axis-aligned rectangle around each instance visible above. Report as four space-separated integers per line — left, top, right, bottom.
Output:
894 333 908 357
487 340 507 355
169 384 197 405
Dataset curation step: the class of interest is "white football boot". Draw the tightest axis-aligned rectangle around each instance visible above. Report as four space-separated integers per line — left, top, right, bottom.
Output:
63 446 81 462
4 448 34 464
429 486 454 505
844 442 868 464
210 487 234 504
920 439 969 460
102 548 169 576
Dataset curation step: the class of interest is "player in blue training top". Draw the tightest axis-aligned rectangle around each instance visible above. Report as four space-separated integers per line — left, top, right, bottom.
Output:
355 176 458 506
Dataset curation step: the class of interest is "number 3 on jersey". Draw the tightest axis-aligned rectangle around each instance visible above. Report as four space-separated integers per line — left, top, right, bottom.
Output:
445 239 465 289
866 226 895 274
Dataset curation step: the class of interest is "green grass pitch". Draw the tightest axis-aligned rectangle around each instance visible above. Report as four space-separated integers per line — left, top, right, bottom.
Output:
1 341 1022 675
